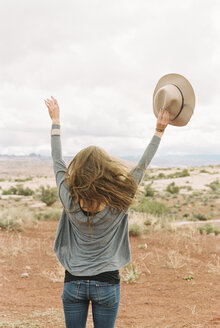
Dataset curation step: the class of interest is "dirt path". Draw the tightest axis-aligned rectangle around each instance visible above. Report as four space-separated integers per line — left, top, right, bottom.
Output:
172 219 220 227
0 221 220 328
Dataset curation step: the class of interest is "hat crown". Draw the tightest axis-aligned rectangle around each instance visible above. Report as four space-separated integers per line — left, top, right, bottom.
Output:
154 84 183 121
153 73 195 127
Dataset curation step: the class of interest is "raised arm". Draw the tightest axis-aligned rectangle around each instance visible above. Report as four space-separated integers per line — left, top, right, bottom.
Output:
44 96 72 210
129 109 169 184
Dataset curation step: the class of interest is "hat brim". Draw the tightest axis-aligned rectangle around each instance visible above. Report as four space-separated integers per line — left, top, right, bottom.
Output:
153 73 196 126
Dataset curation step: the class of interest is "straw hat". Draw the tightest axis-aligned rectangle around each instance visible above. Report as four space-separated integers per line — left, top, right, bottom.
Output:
153 73 195 126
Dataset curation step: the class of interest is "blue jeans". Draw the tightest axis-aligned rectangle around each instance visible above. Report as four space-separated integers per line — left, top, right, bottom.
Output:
62 280 120 328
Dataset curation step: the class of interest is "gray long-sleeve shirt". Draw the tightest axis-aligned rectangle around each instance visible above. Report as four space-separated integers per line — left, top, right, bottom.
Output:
52 124 161 275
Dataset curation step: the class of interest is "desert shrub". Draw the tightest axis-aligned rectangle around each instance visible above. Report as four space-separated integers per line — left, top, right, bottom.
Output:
0 206 35 231
133 198 170 217
145 172 166 181
129 223 142 236
198 224 220 235
145 169 190 181
16 184 34 196
138 244 147 250
166 182 179 194
157 172 166 179
190 191 203 198
2 184 34 196
2 186 17 195
191 213 208 221
35 208 62 221
206 179 220 192
183 275 194 281
144 218 152 226
200 169 209 173
0 178 5 182
14 177 33 182
36 185 58 206
180 185 193 191
168 169 190 179
122 262 140 284
0 217 23 231
144 183 155 197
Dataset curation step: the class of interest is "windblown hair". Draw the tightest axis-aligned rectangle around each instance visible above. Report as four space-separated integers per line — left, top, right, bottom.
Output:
64 145 138 213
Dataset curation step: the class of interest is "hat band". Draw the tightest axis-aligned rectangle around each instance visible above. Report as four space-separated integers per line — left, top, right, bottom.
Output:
171 84 184 121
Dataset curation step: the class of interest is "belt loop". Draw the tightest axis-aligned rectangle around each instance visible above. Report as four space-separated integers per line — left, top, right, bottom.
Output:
87 280 90 299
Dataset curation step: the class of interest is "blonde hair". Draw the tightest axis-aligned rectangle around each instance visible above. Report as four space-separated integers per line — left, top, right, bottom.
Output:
64 145 138 213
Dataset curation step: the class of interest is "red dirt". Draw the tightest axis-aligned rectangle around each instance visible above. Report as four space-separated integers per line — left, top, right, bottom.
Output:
0 221 220 328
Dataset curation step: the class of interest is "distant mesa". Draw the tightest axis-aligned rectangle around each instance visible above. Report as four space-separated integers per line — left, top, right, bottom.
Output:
28 153 41 158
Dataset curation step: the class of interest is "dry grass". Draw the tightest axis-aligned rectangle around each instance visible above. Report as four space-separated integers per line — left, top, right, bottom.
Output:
147 248 164 266
208 254 220 274
166 250 187 269
121 261 140 284
0 308 64 328
129 211 174 232
41 261 65 283
0 233 45 258
0 206 37 231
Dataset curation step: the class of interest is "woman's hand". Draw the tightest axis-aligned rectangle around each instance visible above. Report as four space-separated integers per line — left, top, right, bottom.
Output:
155 109 170 137
44 96 60 124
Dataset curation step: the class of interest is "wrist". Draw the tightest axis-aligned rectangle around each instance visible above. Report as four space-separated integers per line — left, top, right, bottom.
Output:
155 130 164 138
52 120 60 125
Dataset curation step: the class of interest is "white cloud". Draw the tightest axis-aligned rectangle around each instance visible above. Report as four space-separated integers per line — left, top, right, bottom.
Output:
0 0 220 159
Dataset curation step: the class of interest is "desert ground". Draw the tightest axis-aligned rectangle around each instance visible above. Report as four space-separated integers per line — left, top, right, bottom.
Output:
0 158 220 328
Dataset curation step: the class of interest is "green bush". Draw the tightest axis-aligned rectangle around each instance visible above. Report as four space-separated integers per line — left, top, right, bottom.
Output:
206 179 220 192
129 223 142 236
199 169 209 173
36 185 58 206
168 169 190 179
144 183 155 197
133 198 170 217
198 224 220 235
2 186 17 195
191 213 208 221
0 217 23 231
16 184 34 196
35 208 62 221
2 184 34 196
166 182 180 194
145 168 190 181
14 177 33 182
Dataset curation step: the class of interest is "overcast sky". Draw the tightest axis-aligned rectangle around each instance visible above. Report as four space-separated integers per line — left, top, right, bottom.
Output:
0 0 220 159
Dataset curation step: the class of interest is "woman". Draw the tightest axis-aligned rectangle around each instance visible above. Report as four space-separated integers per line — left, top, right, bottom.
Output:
45 96 169 328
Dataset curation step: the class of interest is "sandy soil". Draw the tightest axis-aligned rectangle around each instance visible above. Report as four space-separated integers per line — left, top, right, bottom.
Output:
0 221 219 328
0 161 220 327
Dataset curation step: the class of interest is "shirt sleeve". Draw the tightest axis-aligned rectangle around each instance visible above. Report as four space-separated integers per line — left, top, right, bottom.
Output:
129 135 161 185
51 124 73 210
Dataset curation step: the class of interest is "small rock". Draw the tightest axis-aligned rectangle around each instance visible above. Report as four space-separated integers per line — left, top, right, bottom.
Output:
25 266 31 270
21 273 29 278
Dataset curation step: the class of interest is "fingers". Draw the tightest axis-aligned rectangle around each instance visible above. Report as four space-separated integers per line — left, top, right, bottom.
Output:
44 96 59 109
161 109 170 124
51 96 58 105
156 108 170 132
157 108 163 120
